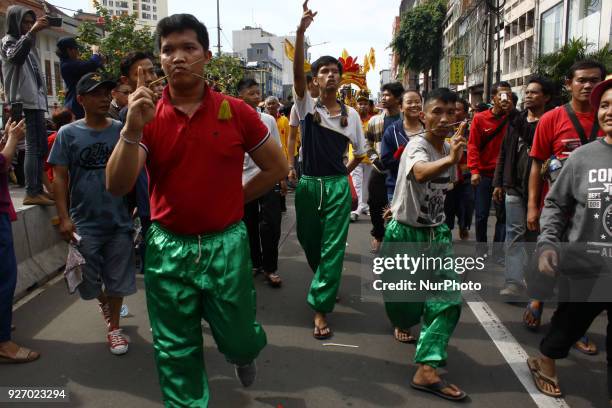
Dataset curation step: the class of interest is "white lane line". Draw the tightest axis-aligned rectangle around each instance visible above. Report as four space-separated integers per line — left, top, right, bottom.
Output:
465 292 571 408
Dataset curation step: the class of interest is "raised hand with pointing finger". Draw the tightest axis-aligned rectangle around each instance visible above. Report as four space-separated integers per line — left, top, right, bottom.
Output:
124 66 157 137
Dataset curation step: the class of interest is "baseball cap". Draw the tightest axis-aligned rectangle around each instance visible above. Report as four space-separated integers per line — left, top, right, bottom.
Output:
590 78 612 110
76 73 116 96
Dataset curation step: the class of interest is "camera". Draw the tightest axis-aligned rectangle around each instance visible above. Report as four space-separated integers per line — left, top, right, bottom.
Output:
47 16 63 27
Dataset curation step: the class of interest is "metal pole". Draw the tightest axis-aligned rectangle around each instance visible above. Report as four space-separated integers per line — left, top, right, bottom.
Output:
495 0 501 83
216 0 221 57
484 5 494 102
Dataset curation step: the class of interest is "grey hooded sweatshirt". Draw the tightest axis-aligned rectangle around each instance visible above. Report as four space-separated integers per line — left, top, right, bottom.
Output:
0 6 47 110
539 138 612 257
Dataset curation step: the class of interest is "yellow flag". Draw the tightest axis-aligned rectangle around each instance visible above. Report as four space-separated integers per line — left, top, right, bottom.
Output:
284 39 295 61
363 53 370 74
449 56 465 85
369 47 376 69
341 49 349 60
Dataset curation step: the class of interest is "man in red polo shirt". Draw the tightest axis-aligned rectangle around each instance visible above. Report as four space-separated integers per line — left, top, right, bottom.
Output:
106 14 287 407
468 81 513 259
524 60 606 352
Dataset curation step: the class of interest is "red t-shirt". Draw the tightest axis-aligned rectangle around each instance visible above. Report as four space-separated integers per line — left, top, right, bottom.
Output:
141 86 269 235
45 132 57 182
467 109 509 176
530 105 604 161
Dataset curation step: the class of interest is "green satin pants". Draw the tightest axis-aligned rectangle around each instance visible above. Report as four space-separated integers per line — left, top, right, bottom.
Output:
144 222 267 407
295 175 351 313
382 219 461 368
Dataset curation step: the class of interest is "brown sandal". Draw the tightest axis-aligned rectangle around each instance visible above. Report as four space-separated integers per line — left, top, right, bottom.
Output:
0 347 40 364
527 357 562 397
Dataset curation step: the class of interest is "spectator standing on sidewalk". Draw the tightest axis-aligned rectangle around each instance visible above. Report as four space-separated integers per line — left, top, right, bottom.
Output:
1 6 53 206
57 37 105 120
0 117 40 363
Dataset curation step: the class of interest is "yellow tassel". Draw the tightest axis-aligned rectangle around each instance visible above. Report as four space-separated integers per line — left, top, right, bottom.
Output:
218 99 232 121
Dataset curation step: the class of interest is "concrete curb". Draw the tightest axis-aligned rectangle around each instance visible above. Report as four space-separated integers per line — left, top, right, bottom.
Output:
12 204 67 301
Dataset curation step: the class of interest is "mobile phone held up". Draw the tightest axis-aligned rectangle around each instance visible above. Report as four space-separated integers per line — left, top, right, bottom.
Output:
47 16 63 27
10 102 23 124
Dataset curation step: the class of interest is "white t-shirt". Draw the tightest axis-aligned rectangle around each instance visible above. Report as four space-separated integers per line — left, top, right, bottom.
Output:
243 112 282 185
289 104 300 127
391 136 456 227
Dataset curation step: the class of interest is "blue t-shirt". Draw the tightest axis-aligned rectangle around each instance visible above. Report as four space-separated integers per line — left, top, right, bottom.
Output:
48 119 132 235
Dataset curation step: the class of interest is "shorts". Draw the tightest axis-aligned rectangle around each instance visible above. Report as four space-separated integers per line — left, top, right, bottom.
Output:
77 232 136 300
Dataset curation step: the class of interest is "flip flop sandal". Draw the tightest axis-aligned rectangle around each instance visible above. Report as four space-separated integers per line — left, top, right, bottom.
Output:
410 379 467 401
523 301 543 332
527 357 563 397
0 347 40 364
313 325 333 340
574 336 598 355
394 328 416 344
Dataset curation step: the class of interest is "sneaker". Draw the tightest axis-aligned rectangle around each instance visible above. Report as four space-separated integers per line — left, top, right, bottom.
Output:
234 361 257 387
107 328 128 355
22 194 55 206
499 283 524 298
350 212 359 222
99 302 111 328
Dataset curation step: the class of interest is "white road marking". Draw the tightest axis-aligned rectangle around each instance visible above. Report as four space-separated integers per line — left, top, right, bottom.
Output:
465 291 571 408
322 343 359 348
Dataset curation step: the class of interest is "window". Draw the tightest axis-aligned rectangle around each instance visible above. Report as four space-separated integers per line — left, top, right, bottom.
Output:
142 4 150 11
142 12 151 19
54 62 62 95
153 6 156 11
133 3 138 10
539 3 563 54
109 0 113 6
153 14 157 20
45 60 52 95
102 0 107 5
568 0 602 49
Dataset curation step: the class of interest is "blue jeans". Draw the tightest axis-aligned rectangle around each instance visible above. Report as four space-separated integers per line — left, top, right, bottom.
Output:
474 175 505 256
24 109 48 196
0 213 17 342
504 195 527 285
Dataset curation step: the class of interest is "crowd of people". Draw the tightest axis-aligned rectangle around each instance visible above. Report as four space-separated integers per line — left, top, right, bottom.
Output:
0 0 611 406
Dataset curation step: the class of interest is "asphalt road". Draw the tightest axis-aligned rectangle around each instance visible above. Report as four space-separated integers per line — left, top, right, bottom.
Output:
2 194 610 407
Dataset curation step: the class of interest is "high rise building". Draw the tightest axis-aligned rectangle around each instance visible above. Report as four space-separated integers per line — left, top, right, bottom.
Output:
92 0 168 29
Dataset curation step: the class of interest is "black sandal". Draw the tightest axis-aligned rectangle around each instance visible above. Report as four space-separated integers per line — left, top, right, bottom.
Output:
410 379 467 401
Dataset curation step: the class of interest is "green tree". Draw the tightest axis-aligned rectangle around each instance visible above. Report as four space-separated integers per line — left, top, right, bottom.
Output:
533 38 611 105
391 0 446 93
76 2 155 79
205 55 245 96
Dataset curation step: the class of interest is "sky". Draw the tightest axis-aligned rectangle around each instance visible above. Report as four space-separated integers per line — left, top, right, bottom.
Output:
53 0 400 95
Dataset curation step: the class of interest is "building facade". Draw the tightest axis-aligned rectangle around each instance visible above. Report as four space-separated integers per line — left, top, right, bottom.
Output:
91 0 168 29
244 43 283 98
233 26 309 100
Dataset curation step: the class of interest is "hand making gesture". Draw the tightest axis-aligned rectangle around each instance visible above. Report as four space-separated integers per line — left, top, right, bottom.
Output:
298 0 318 33
448 121 467 164
124 66 157 136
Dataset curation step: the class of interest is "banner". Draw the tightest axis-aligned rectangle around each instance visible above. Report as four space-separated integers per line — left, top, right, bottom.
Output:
450 56 465 85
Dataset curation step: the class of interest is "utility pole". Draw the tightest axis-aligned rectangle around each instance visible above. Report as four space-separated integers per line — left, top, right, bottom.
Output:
216 0 222 57
483 2 494 102
495 0 501 83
